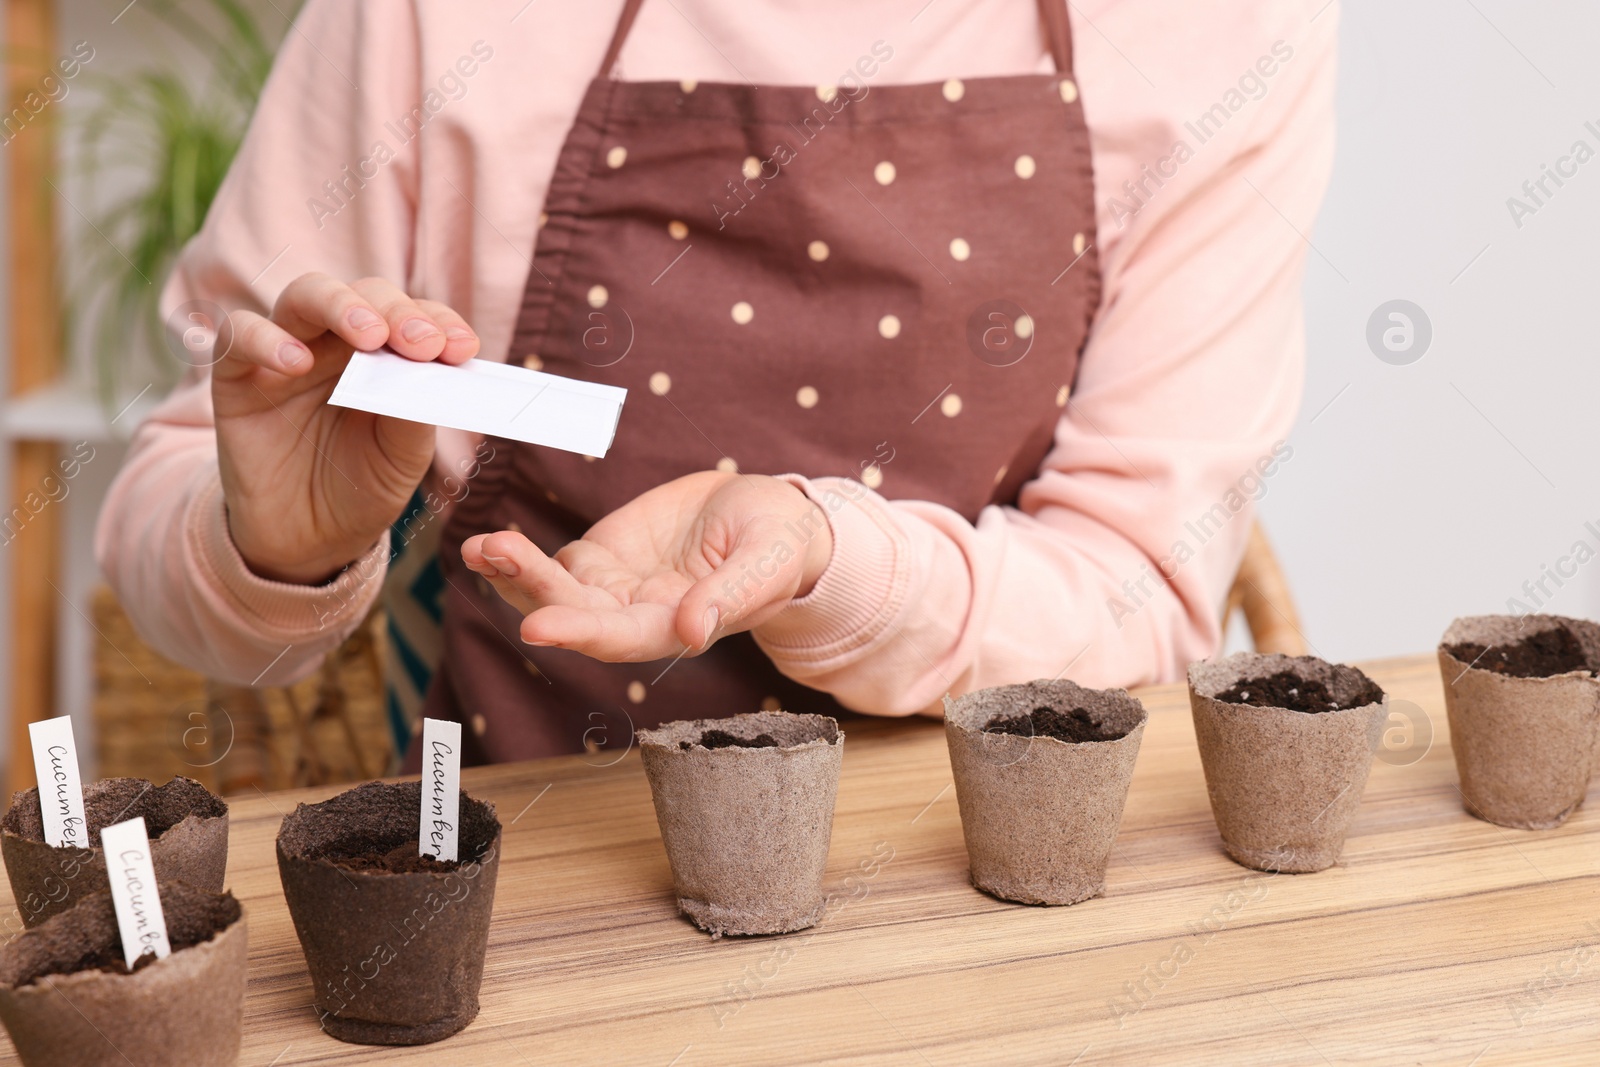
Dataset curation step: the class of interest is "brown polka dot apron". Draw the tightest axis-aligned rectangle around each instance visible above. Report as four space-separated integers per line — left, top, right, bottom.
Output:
417 0 1102 765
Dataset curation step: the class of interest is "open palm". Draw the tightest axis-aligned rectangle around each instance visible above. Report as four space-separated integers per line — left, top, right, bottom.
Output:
462 471 833 661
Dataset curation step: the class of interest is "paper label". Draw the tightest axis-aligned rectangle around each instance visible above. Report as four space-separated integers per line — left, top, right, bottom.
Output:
328 348 628 458
100 817 172 968
420 717 462 862
28 717 86 849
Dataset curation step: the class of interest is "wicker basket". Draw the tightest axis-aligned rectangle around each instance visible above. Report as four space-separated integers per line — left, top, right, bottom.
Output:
91 585 394 794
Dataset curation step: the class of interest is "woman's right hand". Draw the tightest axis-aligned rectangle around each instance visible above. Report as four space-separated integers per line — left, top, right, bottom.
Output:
212 274 480 585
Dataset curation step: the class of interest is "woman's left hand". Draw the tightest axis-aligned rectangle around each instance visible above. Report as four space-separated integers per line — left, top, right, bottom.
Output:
461 471 833 661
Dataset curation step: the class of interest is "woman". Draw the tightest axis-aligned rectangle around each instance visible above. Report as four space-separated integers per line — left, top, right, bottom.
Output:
97 0 1335 765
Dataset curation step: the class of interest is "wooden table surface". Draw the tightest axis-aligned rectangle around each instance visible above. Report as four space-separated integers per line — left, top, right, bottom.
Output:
5 653 1598 1066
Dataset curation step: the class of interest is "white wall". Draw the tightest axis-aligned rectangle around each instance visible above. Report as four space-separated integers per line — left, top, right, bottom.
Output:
1261 0 1600 663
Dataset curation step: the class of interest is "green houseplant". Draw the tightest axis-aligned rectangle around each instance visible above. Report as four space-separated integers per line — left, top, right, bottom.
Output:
73 0 290 408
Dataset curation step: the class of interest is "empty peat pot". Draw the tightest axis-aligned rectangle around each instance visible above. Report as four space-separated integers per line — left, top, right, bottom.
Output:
0 776 228 929
1438 614 1600 829
944 680 1147 906
276 780 502 1045
1188 652 1387 873
638 711 844 936
0 882 247 1067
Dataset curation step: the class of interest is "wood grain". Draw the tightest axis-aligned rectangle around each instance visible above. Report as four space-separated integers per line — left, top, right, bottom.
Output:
3 442 58 801
2 653 1597 1065
4 0 64 799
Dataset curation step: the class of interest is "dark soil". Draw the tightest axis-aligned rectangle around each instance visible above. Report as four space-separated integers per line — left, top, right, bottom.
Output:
680 730 780 750
0 884 240 985
325 840 462 874
1445 625 1596 678
983 706 1129 743
279 781 498 874
75 891 240 975
2 776 225 844
1215 670 1382 713
89 951 162 975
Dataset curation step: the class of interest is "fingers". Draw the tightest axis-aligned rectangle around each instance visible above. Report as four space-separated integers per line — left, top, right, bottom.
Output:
267 273 481 364
413 299 480 365
462 531 598 613
348 277 454 362
553 540 653 604
467 563 539 619
213 308 313 382
272 272 392 351
519 603 682 662
464 530 686 661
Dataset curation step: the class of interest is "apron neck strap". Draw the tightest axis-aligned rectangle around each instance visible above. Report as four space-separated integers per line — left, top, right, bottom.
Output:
1037 0 1075 74
598 0 1077 80
599 0 648 79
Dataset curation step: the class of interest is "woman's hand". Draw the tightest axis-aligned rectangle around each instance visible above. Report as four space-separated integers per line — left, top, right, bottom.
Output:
213 273 480 584
462 471 834 661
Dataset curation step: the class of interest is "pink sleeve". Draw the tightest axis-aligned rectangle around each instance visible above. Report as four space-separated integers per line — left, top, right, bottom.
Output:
754 16 1337 716
95 0 422 687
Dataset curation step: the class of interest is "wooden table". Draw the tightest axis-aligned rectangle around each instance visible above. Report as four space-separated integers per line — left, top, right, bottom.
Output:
4 654 1598 1065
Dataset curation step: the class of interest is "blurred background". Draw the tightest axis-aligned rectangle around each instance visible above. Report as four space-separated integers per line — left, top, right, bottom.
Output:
0 0 388 798
0 0 1594 794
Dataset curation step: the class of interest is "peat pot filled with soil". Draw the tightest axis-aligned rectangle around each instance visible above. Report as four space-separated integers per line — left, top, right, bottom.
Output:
1 776 228 929
638 711 844 937
0 883 247 1067
1188 652 1388 873
276 780 502 1046
1438 614 1600 829
944 679 1148 906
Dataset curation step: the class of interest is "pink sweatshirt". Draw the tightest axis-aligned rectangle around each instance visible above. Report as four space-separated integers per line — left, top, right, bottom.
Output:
96 0 1335 716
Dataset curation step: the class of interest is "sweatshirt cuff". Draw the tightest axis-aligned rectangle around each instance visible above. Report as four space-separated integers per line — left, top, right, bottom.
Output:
753 475 909 663
188 475 389 640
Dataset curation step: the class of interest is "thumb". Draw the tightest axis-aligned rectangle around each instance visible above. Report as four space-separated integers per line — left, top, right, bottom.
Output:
673 521 809 649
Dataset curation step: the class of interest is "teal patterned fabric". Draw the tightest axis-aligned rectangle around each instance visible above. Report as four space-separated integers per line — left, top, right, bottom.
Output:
381 491 445 767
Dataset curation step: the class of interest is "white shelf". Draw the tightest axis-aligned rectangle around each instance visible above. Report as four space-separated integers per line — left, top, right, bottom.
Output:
0 378 156 443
